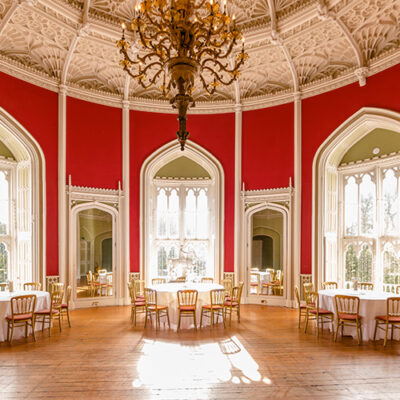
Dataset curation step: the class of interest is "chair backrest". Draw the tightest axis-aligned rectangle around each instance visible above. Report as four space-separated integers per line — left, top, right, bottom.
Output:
231 282 244 305
10 294 36 317
238 282 244 304
106 273 113 284
98 269 107 274
87 271 93 284
50 282 65 294
335 295 360 316
387 297 400 317
152 278 166 285
250 267 259 272
0 282 8 292
396 285 400 295
221 279 232 294
303 282 314 296
177 290 198 307
65 285 72 304
23 282 42 291
210 289 225 306
175 276 186 282
305 292 319 311
294 285 301 306
133 279 145 298
144 288 157 307
359 282 374 291
201 277 213 283
250 273 260 284
50 291 64 312
322 281 338 290
127 281 135 303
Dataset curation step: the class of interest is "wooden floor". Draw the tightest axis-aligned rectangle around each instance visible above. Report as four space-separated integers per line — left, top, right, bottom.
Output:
1 305 400 400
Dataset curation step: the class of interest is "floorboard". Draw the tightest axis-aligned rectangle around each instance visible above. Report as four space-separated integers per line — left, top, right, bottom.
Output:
1 305 400 399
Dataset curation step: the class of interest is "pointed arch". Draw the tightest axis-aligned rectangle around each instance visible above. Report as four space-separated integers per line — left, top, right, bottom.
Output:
0 106 46 284
140 140 225 283
312 107 400 288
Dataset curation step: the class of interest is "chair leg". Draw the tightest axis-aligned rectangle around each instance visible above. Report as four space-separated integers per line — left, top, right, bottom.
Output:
25 321 28 338
298 309 301 328
193 311 197 330
222 309 226 328
334 320 340 342
144 309 148 328
200 309 203 328
210 310 214 329
304 311 309 334
391 324 394 342
59 313 62 332
316 314 320 337
177 310 181 331
237 306 241 323
166 309 170 328
384 322 389 347
373 320 378 342
31 318 36 342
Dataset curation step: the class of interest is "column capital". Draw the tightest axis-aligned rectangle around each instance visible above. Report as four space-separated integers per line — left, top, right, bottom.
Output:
234 103 242 113
293 91 302 102
122 100 130 110
59 84 67 96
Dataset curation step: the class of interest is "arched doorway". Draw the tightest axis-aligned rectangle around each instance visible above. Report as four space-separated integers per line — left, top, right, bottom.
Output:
141 141 224 284
0 107 45 285
313 108 400 289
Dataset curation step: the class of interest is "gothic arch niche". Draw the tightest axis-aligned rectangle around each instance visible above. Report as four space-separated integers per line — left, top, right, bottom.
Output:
313 108 400 289
0 107 45 285
140 141 224 284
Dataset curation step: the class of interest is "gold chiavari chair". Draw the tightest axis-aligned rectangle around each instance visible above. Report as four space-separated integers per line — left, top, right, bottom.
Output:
303 282 314 297
334 295 362 345
201 277 214 283
86 271 95 296
34 291 63 336
175 277 186 283
396 286 400 295
133 279 145 301
221 279 233 299
374 297 400 347
272 271 284 296
144 288 170 330
6 294 37 343
152 278 166 285
304 292 334 336
322 281 338 290
61 285 72 327
106 273 113 296
249 273 260 295
97 269 107 274
294 285 307 328
0 282 9 292
50 282 65 294
128 281 146 326
200 289 226 328
359 282 374 291
177 290 198 331
23 282 42 291
224 282 244 326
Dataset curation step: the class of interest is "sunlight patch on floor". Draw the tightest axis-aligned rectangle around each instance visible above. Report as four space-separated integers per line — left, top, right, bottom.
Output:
132 335 272 389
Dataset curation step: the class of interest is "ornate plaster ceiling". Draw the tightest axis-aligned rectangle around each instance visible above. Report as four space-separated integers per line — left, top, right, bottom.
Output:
0 0 399 112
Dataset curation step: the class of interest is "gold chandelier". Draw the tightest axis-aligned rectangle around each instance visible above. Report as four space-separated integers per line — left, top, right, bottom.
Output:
117 0 248 150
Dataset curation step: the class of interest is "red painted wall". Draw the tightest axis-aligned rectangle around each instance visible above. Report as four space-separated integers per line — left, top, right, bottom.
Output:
67 97 122 189
242 103 294 190
0 72 58 275
130 111 235 272
301 63 400 274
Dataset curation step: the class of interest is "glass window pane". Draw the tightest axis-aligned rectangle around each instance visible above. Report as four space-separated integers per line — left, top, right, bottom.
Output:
383 169 398 235
185 189 196 239
197 190 208 239
359 174 375 235
157 246 167 276
168 189 179 238
0 171 9 234
0 242 8 282
157 189 167 238
345 176 358 236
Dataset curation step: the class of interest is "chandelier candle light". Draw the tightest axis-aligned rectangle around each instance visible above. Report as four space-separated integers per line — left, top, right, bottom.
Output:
117 0 248 150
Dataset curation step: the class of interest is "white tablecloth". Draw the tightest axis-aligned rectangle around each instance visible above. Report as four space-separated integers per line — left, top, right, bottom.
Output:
0 290 50 342
149 283 224 329
319 289 398 342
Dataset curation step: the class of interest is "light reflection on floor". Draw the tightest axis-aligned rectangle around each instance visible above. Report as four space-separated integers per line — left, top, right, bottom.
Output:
132 335 271 390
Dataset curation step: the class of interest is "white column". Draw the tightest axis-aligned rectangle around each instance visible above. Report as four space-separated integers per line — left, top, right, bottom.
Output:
122 100 130 303
234 104 242 284
293 92 302 293
58 85 67 284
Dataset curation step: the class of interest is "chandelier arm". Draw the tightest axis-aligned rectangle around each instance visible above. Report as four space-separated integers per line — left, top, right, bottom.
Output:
199 74 217 95
119 48 140 66
201 65 237 86
124 67 143 81
140 61 164 76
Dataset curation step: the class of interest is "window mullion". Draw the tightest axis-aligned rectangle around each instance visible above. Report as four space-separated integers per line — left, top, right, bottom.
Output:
375 166 383 289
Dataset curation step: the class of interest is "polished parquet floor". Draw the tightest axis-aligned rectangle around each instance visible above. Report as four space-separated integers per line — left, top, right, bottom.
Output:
1 305 400 400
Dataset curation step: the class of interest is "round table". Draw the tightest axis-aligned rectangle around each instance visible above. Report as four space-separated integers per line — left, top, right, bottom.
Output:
0 290 50 342
319 289 398 342
149 282 224 329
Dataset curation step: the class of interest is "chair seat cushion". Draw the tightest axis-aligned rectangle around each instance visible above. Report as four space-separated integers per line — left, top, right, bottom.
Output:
34 309 59 315
202 304 223 310
179 305 196 311
299 305 307 309
136 296 145 301
224 301 238 307
250 283 259 286
376 315 400 322
134 301 146 306
339 313 360 321
6 313 33 321
310 308 333 315
61 304 68 309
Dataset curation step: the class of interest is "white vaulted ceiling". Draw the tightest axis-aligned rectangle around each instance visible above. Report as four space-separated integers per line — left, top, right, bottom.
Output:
0 0 399 112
